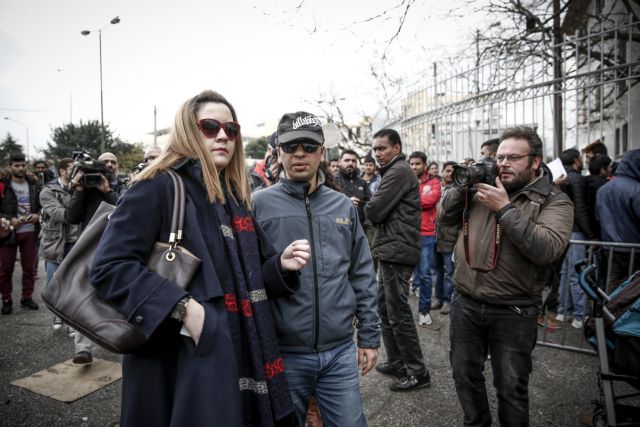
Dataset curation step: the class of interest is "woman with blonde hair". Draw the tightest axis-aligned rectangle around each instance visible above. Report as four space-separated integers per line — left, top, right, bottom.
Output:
90 90 309 426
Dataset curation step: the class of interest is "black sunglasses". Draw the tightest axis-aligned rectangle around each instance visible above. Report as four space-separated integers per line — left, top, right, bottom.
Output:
196 118 241 140
279 141 321 154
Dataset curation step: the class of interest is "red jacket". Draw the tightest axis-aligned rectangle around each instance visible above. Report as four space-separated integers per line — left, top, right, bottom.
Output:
419 175 442 236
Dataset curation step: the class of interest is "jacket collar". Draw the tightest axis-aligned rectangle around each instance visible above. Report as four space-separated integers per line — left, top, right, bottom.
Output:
510 169 554 201
278 170 326 199
338 168 357 180
379 153 406 176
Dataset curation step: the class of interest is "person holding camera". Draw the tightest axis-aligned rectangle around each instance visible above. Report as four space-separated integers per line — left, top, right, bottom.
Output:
0 155 41 315
439 126 573 426
66 152 120 228
39 158 81 333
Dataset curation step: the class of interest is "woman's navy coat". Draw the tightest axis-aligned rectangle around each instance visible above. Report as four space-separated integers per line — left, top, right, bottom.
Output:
90 159 298 426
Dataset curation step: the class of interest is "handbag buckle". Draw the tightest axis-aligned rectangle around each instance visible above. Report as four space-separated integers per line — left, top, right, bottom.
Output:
165 250 176 262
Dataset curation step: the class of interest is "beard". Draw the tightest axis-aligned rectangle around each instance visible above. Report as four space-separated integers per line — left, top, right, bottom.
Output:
502 169 535 194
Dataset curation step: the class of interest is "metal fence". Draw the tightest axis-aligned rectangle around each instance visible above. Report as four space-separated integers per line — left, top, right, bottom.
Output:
537 240 640 354
374 15 640 162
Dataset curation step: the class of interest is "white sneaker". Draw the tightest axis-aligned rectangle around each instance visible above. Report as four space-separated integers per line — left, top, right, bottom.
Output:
419 313 433 326
52 316 63 331
571 319 583 329
67 326 76 338
555 314 566 322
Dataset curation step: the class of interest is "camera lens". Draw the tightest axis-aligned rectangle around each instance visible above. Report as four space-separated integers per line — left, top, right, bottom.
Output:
453 166 470 186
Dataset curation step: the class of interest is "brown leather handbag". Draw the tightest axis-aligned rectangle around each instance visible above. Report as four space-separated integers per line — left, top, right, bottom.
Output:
41 169 201 354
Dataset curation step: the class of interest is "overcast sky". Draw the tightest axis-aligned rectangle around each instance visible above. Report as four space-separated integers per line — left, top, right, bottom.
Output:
0 0 484 159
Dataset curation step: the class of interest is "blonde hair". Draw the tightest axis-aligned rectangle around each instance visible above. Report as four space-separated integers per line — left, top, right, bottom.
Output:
134 90 250 207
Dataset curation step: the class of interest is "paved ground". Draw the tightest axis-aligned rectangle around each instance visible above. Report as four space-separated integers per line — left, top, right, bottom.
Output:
1 261 607 426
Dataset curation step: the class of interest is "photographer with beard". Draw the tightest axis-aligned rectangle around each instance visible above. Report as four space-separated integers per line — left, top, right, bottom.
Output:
439 126 573 426
66 152 121 228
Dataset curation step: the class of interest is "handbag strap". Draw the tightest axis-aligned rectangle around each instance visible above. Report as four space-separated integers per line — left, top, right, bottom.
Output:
165 169 185 247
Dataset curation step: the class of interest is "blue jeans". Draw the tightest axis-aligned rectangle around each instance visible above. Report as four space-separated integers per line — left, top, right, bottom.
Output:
450 293 537 427
431 251 454 304
557 232 587 321
415 236 436 314
281 340 366 427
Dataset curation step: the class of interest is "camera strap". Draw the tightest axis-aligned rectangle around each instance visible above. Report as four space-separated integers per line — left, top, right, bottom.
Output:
462 187 502 272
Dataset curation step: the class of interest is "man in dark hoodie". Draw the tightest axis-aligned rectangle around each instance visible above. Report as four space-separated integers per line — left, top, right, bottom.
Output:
596 148 640 292
555 148 593 329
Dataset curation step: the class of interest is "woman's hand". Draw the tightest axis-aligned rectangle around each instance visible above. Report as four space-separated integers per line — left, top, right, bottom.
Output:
280 239 311 272
183 299 205 345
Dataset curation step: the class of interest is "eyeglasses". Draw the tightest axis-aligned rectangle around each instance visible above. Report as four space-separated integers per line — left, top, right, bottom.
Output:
496 153 534 164
279 141 321 154
196 119 241 140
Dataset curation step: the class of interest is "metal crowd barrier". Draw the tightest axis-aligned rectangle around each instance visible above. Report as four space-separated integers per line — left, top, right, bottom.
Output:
537 240 640 355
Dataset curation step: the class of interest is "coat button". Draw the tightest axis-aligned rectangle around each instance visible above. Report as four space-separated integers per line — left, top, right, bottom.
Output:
135 315 144 324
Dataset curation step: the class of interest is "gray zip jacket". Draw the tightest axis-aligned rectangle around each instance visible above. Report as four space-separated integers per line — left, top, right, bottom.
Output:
39 179 80 263
252 172 380 353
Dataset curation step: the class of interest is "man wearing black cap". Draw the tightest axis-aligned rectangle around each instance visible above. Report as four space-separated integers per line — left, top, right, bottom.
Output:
252 111 380 426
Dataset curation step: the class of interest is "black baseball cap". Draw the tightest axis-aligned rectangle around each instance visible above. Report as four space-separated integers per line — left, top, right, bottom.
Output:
277 111 324 145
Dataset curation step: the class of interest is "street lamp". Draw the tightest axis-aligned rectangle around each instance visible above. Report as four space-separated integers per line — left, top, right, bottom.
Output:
81 16 121 153
3 117 29 160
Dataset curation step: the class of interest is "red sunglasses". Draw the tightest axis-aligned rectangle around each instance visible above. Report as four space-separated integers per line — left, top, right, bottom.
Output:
196 119 241 140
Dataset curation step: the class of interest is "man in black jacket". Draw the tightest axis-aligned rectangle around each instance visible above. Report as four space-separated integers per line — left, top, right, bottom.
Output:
556 148 593 329
334 149 370 224
0 155 41 314
365 129 430 392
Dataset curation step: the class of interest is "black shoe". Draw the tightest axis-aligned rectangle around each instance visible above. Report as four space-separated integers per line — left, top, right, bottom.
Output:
72 351 93 365
389 372 431 392
430 300 443 310
20 298 39 310
375 363 407 378
1 300 12 315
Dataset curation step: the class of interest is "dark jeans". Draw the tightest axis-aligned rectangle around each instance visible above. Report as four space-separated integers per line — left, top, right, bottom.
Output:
607 251 640 293
431 251 454 304
450 293 537 427
0 231 37 301
416 236 436 314
378 261 426 377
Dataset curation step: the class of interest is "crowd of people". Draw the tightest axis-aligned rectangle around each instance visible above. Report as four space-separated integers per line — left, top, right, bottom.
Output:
0 88 638 426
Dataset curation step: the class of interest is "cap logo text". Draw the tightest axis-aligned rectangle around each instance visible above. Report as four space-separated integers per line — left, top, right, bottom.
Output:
292 116 322 130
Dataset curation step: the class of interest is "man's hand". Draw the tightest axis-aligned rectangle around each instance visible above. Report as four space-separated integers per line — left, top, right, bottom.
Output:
280 239 311 271
554 174 568 188
350 196 361 207
183 299 205 345
70 171 85 192
475 178 510 212
27 214 39 224
98 175 112 193
358 348 378 376
0 218 13 239
10 218 22 230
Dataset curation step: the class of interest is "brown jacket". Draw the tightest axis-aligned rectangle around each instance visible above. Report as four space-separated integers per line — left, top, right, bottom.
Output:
439 172 574 306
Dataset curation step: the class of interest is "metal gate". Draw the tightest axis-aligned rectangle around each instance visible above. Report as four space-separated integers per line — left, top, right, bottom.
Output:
374 15 640 161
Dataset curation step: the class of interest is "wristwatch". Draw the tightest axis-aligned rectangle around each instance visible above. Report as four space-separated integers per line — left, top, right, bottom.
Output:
170 297 191 322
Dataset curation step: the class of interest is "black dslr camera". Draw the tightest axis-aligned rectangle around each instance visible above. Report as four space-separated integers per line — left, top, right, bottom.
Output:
452 157 499 187
70 150 108 189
